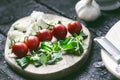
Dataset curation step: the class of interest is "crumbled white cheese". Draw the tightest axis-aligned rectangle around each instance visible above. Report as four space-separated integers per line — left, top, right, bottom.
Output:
30 11 44 23
30 11 48 28
25 23 38 36
8 30 25 42
12 19 31 32
8 11 49 42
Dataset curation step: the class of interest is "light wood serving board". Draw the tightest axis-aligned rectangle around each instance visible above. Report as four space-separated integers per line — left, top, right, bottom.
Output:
101 21 120 79
5 13 92 80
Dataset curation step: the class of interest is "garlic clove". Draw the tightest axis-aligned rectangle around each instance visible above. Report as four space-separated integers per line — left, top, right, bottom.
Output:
75 0 101 21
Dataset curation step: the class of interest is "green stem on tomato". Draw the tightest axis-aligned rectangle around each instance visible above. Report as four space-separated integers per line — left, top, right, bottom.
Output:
38 26 43 30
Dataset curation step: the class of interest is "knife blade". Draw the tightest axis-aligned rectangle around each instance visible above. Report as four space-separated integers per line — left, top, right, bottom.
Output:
94 37 120 64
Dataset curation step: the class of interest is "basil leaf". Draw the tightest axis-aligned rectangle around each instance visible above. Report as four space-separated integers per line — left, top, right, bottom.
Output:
63 37 72 44
30 54 42 67
47 51 62 64
37 49 46 54
58 37 73 46
53 52 62 62
55 57 62 62
42 46 52 52
80 31 88 40
73 33 78 37
62 42 77 50
40 54 48 64
74 43 84 55
41 41 53 48
41 41 53 51
47 58 56 65
16 56 30 68
33 60 42 67
66 49 76 54
78 43 84 53
82 44 88 49
53 43 61 51
30 54 40 61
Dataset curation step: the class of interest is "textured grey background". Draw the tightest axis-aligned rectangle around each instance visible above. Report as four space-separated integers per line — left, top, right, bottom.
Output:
0 0 120 80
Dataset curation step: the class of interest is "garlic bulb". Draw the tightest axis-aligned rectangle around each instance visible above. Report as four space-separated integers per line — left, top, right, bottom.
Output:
75 0 101 21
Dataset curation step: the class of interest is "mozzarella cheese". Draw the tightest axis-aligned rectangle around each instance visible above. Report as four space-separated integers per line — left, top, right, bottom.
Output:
8 30 25 42
12 20 31 32
7 11 47 42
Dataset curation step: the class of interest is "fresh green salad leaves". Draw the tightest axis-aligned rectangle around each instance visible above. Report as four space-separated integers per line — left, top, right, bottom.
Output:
16 31 88 68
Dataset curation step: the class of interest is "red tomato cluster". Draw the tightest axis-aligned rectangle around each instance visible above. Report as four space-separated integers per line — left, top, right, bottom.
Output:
68 21 82 35
38 29 52 41
25 36 40 50
12 36 40 58
12 42 28 58
52 24 67 40
12 21 82 58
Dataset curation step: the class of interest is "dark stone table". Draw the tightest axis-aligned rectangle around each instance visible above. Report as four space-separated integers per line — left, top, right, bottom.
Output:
0 0 120 80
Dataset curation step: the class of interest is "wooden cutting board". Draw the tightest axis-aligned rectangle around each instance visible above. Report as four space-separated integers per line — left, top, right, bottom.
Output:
101 20 120 79
5 13 92 80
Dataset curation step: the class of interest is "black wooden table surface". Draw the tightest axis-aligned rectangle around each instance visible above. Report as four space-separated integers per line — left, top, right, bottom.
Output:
0 0 120 80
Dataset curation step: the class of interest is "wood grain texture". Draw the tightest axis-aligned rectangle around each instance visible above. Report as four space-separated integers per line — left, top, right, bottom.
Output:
5 13 91 80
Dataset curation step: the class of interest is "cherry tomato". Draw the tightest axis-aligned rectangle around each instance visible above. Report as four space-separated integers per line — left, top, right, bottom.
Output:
68 21 82 35
12 42 28 58
38 29 52 41
52 24 67 40
25 36 40 50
